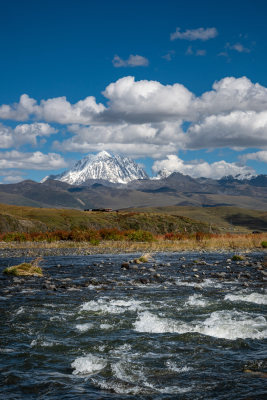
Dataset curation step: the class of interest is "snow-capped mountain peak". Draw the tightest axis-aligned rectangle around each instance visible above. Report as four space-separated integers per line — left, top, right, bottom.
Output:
42 151 148 185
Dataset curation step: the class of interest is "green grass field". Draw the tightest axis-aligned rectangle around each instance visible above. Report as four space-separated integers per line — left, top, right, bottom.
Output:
0 203 266 235
124 205 267 233
0 203 212 234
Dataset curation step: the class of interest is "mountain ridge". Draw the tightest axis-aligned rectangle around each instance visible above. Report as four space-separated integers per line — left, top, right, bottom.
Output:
0 171 266 211
42 151 148 185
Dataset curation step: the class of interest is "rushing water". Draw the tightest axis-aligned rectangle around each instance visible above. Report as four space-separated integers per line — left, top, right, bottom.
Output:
0 252 266 399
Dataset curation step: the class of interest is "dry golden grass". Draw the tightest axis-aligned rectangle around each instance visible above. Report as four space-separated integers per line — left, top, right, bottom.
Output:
3 257 43 277
0 233 266 252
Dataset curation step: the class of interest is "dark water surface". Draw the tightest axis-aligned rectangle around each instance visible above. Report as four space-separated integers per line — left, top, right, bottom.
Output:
0 252 266 399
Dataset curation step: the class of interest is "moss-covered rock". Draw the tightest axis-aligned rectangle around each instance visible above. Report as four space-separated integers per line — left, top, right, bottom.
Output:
133 253 151 264
232 254 245 261
3 262 43 277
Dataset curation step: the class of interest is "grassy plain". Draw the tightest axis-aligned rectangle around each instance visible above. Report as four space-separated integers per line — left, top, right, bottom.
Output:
126 205 267 233
0 203 213 234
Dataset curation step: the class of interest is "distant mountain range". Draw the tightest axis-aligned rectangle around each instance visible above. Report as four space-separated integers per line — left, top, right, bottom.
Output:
42 151 258 185
0 170 266 211
0 151 265 210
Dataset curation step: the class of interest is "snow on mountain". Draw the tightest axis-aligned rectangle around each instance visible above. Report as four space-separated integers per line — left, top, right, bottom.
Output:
42 151 148 185
153 168 256 181
152 168 172 180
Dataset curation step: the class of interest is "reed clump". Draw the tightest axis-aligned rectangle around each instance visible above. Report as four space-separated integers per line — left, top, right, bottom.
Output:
232 254 245 261
3 257 43 277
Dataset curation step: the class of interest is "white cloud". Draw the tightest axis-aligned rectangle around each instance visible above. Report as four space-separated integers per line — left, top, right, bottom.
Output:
54 122 184 158
0 95 105 125
36 96 105 124
0 124 14 148
102 76 194 123
14 123 57 146
240 151 267 163
193 76 267 117
0 122 57 148
227 43 251 53
102 76 267 125
56 142 177 159
1 175 25 183
186 110 267 149
0 151 67 170
1 76 267 127
1 76 267 159
0 94 37 121
171 27 218 41
152 155 255 179
112 54 149 67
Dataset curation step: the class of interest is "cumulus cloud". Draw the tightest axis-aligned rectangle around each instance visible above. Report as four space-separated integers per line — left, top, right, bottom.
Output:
240 151 267 163
14 123 57 146
57 142 177 159
0 95 105 125
54 122 184 158
0 124 14 148
101 76 267 124
1 76 267 160
1 76 267 126
101 76 194 123
112 54 149 67
0 122 57 148
186 111 267 149
194 76 267 117
0 151 67 170
170 27 218 41
0 94 37 121
152 155 255 179
37 96 105 124
1 175 25 183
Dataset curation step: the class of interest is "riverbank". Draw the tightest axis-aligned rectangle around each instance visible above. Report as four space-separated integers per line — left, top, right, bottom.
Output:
0 233 266 258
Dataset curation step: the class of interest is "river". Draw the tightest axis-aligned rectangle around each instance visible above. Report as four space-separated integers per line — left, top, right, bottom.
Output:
0 252 266 399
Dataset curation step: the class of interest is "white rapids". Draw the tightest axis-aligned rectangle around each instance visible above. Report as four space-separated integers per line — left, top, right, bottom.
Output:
133 310 267 340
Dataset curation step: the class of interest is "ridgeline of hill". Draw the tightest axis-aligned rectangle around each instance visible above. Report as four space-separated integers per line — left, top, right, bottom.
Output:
125 205 267 233
0 203 266 236
0 204 213 235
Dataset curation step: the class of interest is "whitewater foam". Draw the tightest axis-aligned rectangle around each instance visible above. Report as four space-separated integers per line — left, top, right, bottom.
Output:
100 323 113 330
15 306 25 315
75 323 94 332
175 278 223 289
81 297 144 314
224 292 267 305
184 294 209 307
166 360 193 372
134 310 267 340
71 354 106 375
30 337 60 347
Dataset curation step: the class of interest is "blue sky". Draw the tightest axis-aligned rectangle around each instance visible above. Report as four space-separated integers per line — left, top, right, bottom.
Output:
0 0 267 183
